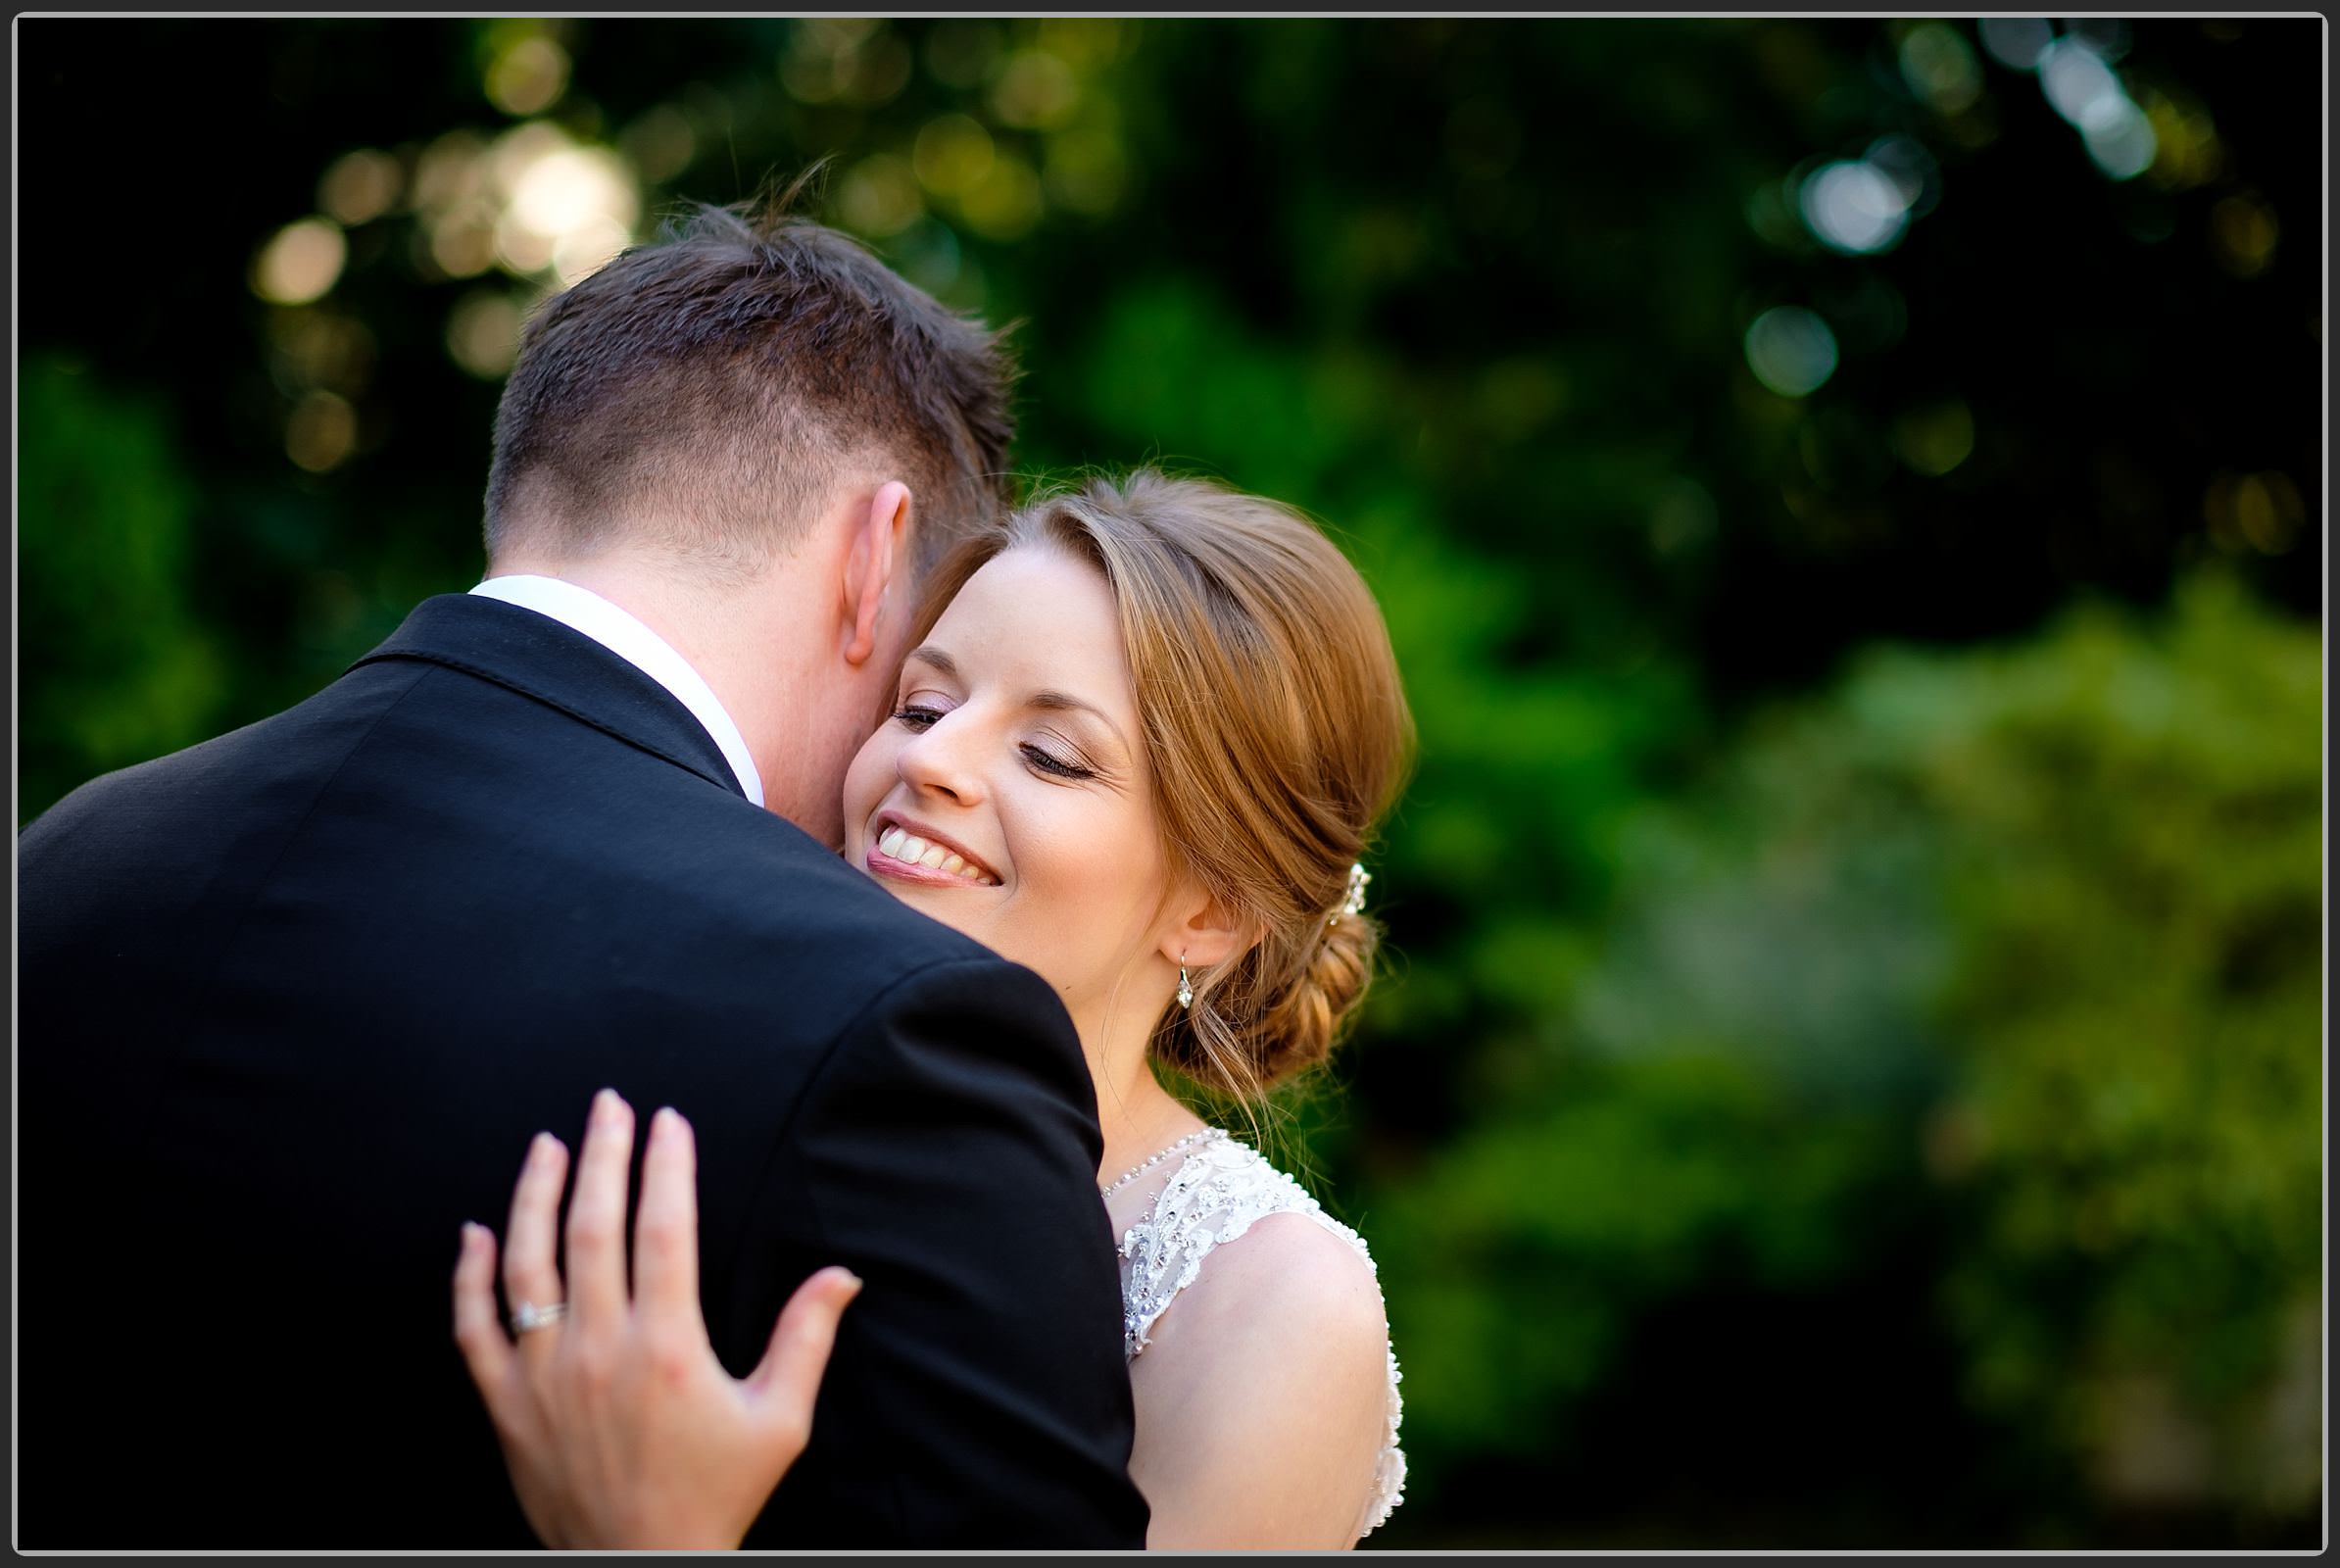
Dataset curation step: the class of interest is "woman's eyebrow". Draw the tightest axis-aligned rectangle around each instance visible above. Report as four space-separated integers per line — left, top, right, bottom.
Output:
903 645 957 678
1028 690 1131 757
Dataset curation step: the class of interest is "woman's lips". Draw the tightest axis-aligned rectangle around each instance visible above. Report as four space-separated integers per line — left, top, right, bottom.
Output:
863 842 997 888
866 819 1002 887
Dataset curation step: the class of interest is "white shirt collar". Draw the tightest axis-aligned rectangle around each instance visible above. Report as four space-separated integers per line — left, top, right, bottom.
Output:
468 574 766 808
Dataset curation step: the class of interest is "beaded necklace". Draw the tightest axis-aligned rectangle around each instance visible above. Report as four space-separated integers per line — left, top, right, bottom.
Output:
1098 1127 1226 1198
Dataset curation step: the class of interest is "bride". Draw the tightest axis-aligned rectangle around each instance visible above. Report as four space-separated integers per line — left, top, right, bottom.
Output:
453 469 1416 1548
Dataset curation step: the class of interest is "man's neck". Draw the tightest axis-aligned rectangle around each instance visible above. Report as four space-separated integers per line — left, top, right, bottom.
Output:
485 553 818 824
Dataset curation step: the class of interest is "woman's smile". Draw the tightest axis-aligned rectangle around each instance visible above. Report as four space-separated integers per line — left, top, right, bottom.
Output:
865 810 1003 887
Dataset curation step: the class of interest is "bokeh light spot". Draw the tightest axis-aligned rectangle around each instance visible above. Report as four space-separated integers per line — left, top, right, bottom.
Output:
1744 307 1839 398
486 34 570 118
1892 400 1975 476
914 114 997 197
428 204 498 279
837 153 924 238
782 19 904 107
1866 134 1941 218
2151 102 2223 190
619 106 698 185
317 149 403 226
2039 37 2123 127
2234 473 2304 554
1978 18 2054 71
551 219 630 287
2211 195 2279 277
957 154 1045 241
1043 127 1129 217
446 290 524 379
268 308 377 397
2081 96 2158 180
252 218 347 306
493 210 557 276
412 129 490 215
510 145 637 244
1800 160 1910 254
843 31 914 108
990 48 1081 130
2205 471 2306 555
1037 19 1125 68
1899 24 1983 115
284 389 358 472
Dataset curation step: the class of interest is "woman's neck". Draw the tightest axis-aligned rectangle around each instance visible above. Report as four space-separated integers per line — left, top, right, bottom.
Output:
1081 1006 1209 1192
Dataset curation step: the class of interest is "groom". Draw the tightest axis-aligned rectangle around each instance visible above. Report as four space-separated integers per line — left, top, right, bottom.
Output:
18 194 1148 1548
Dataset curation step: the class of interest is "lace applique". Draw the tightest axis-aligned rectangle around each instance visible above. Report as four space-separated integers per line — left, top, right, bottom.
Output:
1114 1130 1407 1541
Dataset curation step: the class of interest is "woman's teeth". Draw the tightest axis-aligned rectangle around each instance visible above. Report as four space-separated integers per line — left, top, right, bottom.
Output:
876 825 999 885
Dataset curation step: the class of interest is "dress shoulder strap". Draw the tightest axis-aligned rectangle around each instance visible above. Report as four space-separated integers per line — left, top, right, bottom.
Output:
1110 1131 1408 1539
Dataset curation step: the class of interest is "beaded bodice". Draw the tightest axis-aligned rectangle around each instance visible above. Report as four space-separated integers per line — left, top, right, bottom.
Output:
1112 1129 1406 1541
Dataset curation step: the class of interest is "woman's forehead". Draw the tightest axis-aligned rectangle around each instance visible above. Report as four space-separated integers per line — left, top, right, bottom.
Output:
933 549 1129 683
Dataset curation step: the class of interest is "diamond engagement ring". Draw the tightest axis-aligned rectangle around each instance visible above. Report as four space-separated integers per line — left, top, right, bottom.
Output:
510 1299 568 1335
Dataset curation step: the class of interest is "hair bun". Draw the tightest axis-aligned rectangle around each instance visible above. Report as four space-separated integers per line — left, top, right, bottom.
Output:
1150 900 1385 1106
1253 907 1381 1089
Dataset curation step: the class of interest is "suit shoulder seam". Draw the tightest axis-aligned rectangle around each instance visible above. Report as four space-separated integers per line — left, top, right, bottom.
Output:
358 645 740 797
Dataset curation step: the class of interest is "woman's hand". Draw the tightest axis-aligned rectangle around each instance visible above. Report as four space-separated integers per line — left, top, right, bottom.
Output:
452 1089 861 1549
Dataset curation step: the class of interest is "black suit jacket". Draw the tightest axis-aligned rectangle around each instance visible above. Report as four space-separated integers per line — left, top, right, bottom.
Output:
18 592 1149 1549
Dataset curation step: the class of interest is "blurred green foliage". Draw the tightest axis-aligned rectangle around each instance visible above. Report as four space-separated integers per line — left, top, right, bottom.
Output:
16 17 2321 1548
20 361 225 815
1365 574 2318 1544
1921 575 2322 1529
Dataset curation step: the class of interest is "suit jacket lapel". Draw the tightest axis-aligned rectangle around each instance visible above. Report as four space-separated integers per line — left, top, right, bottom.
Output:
350 594 752 801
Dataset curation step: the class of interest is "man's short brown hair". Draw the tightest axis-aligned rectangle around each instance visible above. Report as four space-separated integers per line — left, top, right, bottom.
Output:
483 178 1016 581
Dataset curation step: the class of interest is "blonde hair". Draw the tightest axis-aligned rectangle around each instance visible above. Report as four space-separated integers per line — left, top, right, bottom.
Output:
911 470 1415 1113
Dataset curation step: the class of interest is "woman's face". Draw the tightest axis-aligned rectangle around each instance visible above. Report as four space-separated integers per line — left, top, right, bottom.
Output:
841 544 1176 1033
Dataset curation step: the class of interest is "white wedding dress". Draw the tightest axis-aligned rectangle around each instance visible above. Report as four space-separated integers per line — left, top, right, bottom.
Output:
1112 1129 1406 1542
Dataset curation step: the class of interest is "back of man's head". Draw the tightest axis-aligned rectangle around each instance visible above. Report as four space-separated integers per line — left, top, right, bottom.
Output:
483 177 1015 584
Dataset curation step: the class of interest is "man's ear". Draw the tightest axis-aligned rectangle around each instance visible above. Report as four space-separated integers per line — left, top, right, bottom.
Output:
1162 883 1262 972
842 480 912 666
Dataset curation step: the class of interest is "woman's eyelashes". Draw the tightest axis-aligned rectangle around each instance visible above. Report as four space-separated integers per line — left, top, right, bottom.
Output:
1022 741 1096 780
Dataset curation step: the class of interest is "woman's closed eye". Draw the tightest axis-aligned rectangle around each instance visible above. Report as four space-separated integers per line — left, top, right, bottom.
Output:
1022 741 1097 781
891 703 946 730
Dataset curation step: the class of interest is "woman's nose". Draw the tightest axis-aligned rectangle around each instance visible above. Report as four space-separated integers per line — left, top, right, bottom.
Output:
897 714 985 804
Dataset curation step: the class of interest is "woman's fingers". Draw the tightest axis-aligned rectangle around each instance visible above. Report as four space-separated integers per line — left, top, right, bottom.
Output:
502 1131 571 1354
452 1221 515 1411
563 1089 636 1331
748 1265 863 1443
633 1107 703 1330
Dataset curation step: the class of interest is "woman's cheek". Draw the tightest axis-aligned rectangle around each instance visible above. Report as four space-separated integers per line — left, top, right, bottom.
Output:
839 733 894 834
